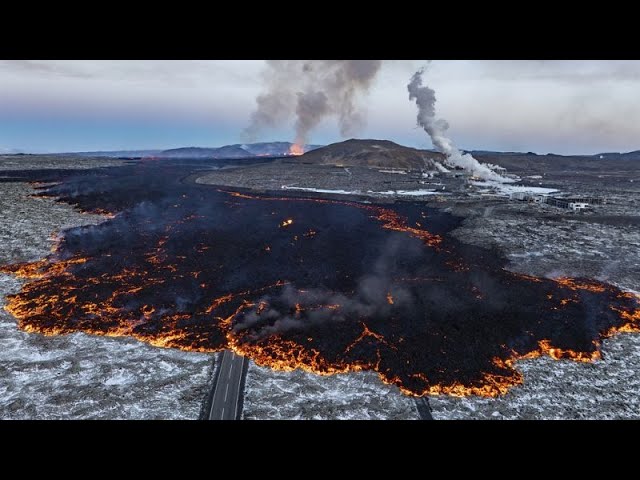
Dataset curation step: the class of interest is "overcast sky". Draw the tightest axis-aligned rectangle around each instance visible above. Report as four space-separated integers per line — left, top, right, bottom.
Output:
1 60 639 154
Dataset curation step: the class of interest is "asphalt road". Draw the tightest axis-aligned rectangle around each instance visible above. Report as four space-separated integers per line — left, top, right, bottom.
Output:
209 350 248 420
415 397 434 420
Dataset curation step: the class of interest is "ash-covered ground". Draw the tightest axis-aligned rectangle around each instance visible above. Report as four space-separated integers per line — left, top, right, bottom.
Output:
0 157 213 419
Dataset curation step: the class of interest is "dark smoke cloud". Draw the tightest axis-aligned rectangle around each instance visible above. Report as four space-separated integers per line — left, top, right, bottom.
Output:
242 60 383 146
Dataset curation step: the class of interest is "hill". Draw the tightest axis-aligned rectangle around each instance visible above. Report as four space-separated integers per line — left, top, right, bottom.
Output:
296 139 445 169
158 142 323 159
158 145 250 159
56 149 163 158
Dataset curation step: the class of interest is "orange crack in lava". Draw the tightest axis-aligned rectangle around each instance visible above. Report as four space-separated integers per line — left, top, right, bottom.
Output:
219 189 442 249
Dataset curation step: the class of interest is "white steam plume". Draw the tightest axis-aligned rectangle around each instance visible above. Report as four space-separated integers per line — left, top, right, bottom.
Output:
408 68 513 183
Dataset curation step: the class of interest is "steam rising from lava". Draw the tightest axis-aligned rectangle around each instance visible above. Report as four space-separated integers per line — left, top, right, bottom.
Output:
243 60 383 152
408 68 513 183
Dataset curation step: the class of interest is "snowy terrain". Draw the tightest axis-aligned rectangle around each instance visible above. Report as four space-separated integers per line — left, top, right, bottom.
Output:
281 185 443 197
368 189 443 196
430 334 640 419
281 186 357 195
242 363 419 420
470 180 559 196
0 162 214 419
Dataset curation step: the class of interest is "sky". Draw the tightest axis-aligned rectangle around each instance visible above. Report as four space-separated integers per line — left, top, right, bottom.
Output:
1 60 639 155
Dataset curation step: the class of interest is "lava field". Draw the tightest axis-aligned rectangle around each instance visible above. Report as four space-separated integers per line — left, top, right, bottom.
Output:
1 160 638 397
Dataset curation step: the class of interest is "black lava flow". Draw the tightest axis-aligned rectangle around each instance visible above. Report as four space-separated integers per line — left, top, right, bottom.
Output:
1 159 638 396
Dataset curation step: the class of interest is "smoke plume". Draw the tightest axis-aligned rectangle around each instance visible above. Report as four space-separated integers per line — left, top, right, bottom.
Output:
243 60 383 148
233 235 421 340
408 68 512 182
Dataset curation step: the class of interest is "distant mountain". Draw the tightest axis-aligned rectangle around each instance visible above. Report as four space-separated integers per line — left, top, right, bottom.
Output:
296 139 445 169
470 150 538 156
471 150 640 174
470 149 640 161
32 143 640 163
592 150 640 161
0 148 28 155
157 142 322 159
43 142 323 159
58 149 163 158
157 145 250 159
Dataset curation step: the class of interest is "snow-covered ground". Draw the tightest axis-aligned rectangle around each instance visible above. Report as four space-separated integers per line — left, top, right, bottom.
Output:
0 168 213 419
430 334 640 419
368 189 443 196
242 363 420 420
470 180 559 196
281 186 357 195
281 185 444 197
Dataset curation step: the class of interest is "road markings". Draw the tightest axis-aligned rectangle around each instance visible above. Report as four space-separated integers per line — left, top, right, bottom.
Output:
232 357 246 420
209 351 247 420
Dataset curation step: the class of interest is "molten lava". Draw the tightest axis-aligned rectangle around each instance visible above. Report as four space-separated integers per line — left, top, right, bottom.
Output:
288 144 304 156
1 161 640 399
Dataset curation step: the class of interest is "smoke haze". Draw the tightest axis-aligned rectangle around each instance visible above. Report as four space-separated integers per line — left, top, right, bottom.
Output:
243 60 383 147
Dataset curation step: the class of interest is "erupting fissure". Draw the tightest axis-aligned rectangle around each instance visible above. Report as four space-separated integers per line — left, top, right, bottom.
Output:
288 144 304 156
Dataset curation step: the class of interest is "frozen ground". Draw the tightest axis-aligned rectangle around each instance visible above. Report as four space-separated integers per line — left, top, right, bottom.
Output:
470 180 559 196
0 160 213 419
242 364 419 420
281 185 442 197
429 196 640 419
430 334 640 419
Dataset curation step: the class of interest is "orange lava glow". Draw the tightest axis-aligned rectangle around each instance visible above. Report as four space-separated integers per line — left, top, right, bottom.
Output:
2 187 640 400
288 144 304 156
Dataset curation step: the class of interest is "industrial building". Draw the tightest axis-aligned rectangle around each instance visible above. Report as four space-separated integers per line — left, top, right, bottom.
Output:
510 192 605 211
